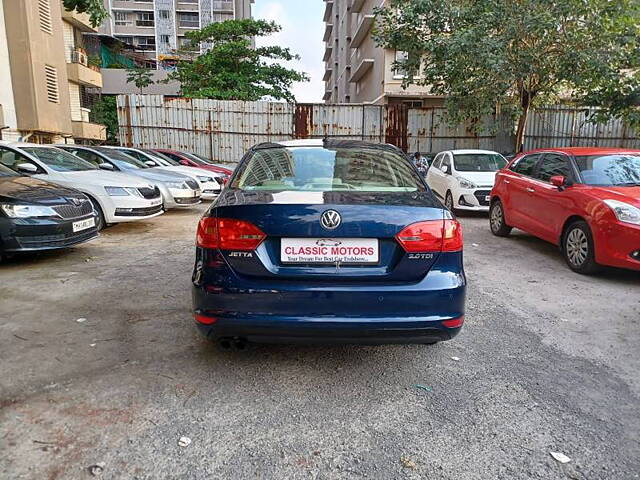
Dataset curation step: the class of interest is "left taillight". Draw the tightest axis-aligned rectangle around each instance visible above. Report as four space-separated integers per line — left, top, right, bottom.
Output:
395 219 463 252
196 217 266 251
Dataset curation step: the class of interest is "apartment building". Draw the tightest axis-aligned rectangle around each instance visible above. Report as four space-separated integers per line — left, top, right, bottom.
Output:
1 0 106 143
101 0 254 68
323 0 441 106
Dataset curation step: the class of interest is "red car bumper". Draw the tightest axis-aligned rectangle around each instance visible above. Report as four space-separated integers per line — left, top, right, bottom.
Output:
594 221 640 271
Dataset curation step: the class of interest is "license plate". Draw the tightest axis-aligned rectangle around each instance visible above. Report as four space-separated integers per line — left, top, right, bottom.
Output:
73 217 95 232
485 195 491 202
150 199 162 206
281 238 378 264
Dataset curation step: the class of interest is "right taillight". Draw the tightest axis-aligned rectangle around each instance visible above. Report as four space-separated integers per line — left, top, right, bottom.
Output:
395 219 463 252
196 217 266 250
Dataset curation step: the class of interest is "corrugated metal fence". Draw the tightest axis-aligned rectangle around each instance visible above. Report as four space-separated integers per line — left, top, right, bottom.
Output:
117 95 639 163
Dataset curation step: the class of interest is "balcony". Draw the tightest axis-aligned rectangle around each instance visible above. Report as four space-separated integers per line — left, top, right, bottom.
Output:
349 58 374 82
351 0 365 13
350 15 375 48
323 68 333 81
323 23 333 42
72 121 106 141
323 44 333 62
67 50 103 88
323 89 332 101
61 8 96 32
323 1 333 22
111 0 153 10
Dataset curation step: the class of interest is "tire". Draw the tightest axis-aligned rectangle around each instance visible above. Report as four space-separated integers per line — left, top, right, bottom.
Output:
562 221 600 274
88 197 106 231
445 191 455 212
489 199 512 237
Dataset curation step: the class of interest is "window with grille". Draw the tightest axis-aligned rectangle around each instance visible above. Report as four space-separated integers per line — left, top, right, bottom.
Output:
114 12 129 26
159 10 170 20
44 66 59 103
179 13 199 28
160 35 170 44
136 12 155 27
38 0 53 34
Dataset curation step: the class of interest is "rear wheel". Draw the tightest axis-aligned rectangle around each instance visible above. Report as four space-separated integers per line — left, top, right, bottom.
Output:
88 197 105 231
489 199 512 237
563 221 600 274
444 191 455 212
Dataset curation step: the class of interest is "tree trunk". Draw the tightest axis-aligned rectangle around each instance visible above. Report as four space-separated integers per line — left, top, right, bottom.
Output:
514 90 532 153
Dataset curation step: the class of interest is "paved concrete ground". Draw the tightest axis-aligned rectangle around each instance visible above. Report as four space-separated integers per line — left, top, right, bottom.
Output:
1 204 639 479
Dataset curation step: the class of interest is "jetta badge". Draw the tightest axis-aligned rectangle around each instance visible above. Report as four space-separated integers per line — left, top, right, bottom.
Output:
320 210 341 230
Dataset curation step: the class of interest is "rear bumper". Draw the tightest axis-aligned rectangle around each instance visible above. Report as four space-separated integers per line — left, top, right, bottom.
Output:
194 317 461 344
192 251 466 344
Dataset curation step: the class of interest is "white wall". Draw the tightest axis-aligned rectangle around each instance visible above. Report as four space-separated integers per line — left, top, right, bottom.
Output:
0 0 19 140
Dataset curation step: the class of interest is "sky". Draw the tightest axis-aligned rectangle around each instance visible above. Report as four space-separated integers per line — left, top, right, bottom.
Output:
253 0 325 103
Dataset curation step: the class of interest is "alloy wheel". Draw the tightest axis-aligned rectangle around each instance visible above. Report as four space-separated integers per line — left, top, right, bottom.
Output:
566 228 589 267
490 203 503 232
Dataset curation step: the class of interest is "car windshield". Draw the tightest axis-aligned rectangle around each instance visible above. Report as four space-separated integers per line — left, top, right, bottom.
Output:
22 147 97 172
453 153 507 172
575 154 640 186
94 147 149 170
0 163 19 176
183 153 211 166
143 149 179 166
233 146 425 192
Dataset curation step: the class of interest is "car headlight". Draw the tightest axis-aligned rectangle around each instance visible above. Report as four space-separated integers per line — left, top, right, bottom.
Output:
105 186 141 197
603 199 640 225
196 176 213 183
458 177 477 189
0 204 60 218
164 181 187 189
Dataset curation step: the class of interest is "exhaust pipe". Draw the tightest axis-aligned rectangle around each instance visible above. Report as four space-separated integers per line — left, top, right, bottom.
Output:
217 337 248 351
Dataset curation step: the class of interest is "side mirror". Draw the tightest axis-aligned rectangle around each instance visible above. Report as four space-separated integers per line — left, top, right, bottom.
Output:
145 160 157 167
442 165 449 174
98 162 114 171
179 160 190 166
16 163 38 174
550 175 566 188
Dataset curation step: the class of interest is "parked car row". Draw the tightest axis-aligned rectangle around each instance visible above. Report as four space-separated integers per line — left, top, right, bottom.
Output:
0 142 229 259
420 146 640 274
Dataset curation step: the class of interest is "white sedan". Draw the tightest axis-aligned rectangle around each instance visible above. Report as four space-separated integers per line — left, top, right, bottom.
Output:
426 149 507 212
0 143 164 230
109 147 222 199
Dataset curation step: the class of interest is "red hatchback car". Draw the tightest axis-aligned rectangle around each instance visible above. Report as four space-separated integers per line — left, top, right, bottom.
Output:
154 149 233 177
490 147 640 274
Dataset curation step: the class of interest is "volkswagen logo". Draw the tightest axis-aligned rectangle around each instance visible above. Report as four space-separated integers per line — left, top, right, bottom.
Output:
320 210 341 230
70 198 82 206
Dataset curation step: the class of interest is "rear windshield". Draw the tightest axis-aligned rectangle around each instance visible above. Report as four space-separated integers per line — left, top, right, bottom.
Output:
22 147 96 172
575 154 640 186
453 153 507 172
232 147 425 192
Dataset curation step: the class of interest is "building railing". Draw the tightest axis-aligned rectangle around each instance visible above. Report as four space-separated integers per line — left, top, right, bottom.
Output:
135 20 155 27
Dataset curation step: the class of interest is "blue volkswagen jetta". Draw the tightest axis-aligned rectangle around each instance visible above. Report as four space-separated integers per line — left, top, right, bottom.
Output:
192 140 465 349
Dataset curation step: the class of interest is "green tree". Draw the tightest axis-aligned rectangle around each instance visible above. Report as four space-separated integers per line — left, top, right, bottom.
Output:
374 0 640 151
90 96 119 145
62 0 108 28
169 19 309 102
126 68 155 95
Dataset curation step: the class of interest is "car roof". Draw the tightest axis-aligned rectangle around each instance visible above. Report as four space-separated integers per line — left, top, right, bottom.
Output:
524 147 640 156
447 149 502 155
3 142 56 148
253 139 405 155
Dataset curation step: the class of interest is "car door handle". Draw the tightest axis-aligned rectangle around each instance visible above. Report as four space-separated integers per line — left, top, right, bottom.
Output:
526 187 535 193
504 180 510 184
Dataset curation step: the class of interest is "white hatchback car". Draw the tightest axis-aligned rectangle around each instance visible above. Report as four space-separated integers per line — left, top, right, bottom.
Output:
0 143 164 229
426 149 507 212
